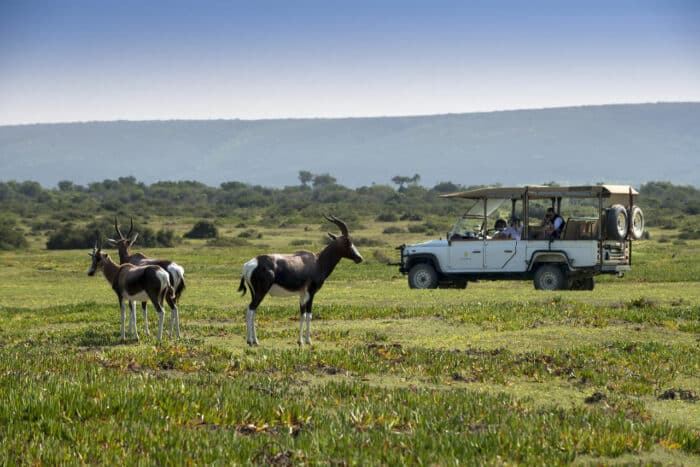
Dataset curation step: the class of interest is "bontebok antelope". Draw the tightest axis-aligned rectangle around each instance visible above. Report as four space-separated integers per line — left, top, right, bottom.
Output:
88 241 174 341
108 218 185 338
238 215 363 347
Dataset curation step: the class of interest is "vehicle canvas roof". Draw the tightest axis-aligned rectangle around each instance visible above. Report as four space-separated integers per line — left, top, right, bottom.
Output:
440 185 638 201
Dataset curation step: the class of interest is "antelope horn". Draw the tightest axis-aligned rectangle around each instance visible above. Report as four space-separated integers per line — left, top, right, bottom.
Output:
127 217 134 238
324 214 348 237
114 217 124 239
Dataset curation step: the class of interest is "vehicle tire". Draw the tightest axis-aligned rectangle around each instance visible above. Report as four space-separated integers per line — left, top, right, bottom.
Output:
629 205 644 240
408 263 439 289
605 204 628 241
533 264 567 291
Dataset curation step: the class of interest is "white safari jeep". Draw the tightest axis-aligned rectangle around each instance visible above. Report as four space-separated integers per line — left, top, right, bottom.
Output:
397 185 644 290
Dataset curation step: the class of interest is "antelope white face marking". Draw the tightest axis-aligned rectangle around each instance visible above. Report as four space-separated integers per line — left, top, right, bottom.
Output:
350 244 363 262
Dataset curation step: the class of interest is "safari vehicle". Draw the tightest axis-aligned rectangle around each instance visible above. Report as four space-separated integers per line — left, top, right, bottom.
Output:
396 185 644 290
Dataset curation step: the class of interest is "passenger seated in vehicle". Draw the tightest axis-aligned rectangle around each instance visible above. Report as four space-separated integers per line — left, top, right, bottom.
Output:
505 217 522 240
543 207 565 239
493 218 508 239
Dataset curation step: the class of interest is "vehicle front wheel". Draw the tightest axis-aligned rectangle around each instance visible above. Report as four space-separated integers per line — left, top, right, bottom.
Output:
533 264 567 291
408 264 439 289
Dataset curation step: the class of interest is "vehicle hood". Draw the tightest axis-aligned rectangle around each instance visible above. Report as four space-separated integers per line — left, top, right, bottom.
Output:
406 239 448 250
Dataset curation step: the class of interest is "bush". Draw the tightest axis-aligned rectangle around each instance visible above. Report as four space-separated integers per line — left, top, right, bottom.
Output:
290 239 313 246
138 227 179 247
0 224 29 250
46 219 115 250
206 237 252 247
400 213 423 221
677 230 700 240
184 221 218 239
238 229 261 239
376 213 398 222
382 226 405 234
352 237 385 247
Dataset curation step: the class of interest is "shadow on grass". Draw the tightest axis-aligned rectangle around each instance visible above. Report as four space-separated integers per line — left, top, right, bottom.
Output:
59 327 129 347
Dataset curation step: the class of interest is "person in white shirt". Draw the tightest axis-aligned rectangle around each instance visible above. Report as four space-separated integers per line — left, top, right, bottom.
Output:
505 217 522 240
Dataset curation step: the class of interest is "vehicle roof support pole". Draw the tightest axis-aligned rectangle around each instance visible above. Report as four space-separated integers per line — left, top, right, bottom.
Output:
524 188 529 240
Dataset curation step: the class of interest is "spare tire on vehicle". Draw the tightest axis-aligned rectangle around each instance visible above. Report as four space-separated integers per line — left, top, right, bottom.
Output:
605 204 628 241
629 205 645 240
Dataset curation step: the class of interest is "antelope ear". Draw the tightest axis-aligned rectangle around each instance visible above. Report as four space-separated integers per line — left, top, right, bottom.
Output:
327 232 337 240
106 238 117 245
130 233 139 245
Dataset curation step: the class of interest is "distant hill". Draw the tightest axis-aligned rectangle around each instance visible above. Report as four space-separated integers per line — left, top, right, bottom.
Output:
1 103 698 188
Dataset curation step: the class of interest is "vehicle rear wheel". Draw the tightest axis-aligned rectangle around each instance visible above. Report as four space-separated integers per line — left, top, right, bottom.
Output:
533 264 566 291
408 264 439 289
606 204 628 241
629 205 645 240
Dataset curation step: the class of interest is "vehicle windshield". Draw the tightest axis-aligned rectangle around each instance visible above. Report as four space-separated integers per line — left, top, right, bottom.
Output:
450 216 483 239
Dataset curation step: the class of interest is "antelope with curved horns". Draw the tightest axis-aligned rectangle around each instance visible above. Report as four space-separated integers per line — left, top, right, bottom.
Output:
87 240 175 341
107 217 185 338
238 215 363 347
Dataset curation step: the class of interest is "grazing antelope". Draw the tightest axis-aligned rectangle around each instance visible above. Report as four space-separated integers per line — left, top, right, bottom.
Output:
87 242 174 341
108 218 185 338
238 215 363 347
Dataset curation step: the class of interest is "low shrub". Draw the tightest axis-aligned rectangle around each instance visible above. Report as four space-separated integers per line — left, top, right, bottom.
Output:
376 213 398 222
0 224 28 250
184 221 218 239
206 237 252 247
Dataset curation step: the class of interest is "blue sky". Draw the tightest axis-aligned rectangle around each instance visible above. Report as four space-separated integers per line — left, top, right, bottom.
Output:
1 0 698 124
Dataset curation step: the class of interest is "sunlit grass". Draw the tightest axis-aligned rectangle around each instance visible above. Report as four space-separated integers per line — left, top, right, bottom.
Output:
0 234 699 464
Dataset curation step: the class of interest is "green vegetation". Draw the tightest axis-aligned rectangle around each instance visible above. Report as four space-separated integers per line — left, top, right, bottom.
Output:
2 177 699 250
0 204 699 463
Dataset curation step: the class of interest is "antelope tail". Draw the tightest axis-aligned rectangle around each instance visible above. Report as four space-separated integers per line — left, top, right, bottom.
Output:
238 277 247 296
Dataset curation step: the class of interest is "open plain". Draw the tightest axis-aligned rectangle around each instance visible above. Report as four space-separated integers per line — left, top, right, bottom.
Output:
1 222 698 464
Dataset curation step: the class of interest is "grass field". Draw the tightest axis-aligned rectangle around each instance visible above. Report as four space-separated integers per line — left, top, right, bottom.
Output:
1 221 699 465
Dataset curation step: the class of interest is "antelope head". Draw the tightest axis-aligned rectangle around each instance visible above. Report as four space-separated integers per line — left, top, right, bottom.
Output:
324 215 363 263
87 240 105 276
107 217 139 254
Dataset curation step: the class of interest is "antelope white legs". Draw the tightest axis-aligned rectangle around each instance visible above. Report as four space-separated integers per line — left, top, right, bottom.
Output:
120 302 127 340
128 301 139 340
246 307 259 346
252 311 259 345
297 313 312 346
170 306 181 338
141 303 150 336
156 308 165 341
305 313 312 345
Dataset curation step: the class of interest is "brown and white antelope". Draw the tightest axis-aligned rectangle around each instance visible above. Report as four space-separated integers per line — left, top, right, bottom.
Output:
108 218 185 338
87 242 174 341
238 215 363 347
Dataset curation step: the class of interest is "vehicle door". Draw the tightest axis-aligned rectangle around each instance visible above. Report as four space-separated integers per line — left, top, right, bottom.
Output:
447 238 485 271
483 239 520 271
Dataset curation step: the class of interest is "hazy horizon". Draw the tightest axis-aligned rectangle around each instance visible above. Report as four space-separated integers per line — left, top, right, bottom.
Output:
1 1 699 126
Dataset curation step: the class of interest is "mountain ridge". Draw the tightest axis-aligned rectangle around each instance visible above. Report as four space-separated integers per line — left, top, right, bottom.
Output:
1 102 698 188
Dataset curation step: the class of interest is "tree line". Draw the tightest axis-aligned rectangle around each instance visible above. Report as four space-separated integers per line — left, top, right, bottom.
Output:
0 175 698 250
